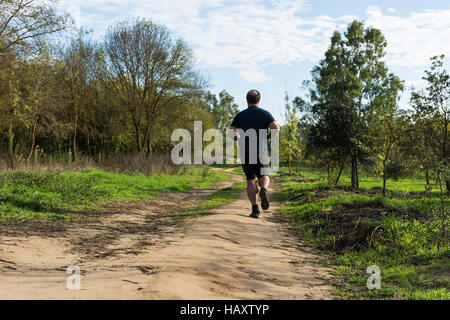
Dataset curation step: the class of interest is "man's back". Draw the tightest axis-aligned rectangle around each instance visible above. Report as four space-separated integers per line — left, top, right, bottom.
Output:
231 106 275 164
231 106 274 131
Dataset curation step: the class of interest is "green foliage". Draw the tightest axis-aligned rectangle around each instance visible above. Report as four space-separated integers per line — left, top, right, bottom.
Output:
410 55 450 194
276 166 449 300
280 91 302 173
301 20 402 189
0 17 212 159
206 90 239 136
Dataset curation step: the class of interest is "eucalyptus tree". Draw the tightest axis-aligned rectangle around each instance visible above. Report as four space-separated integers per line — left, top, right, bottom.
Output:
206 90 239 137
307 20 396 189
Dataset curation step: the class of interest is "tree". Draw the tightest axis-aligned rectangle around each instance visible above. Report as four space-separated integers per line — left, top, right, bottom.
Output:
59 31 98 161
411 55 449 194
367 74 404 195
280 91 302 173
15 50 57 163
206 90 239 137
104 18 205 154
307 20 396 189
0 0 67 57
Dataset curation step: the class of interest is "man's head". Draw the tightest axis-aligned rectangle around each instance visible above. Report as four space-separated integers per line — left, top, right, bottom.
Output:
246 90 261 106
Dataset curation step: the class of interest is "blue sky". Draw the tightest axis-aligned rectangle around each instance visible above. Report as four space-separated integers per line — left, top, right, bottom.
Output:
59 0 450 124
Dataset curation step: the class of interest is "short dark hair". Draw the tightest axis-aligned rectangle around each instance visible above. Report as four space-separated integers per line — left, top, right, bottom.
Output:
246 90 261 105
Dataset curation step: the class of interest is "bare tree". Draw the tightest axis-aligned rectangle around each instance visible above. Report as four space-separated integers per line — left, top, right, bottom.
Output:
0 0 67 57
103 18 205 153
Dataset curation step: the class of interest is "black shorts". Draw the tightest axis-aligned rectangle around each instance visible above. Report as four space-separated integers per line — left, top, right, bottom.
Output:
242 163 269 181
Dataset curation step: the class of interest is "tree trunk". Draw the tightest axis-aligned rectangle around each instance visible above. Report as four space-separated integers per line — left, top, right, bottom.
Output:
8 124 15 171
383 160 387 196
146 132 152 157
351 152 359 189
28 116 38 164
132 115 142 153
327 162 331 184
334 161 345 186
73 114 78 162
288 156 292 174
425 167 430 187
135 128 142 152
85 126 90 157
443 118 448 195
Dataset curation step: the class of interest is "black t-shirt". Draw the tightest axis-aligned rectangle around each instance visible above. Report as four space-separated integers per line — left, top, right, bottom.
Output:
231 106 276 164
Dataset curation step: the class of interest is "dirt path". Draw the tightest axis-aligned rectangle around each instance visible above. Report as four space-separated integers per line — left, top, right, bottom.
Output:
0 172 334 300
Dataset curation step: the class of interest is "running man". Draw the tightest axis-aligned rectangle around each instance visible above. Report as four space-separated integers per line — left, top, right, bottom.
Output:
229 90 280 219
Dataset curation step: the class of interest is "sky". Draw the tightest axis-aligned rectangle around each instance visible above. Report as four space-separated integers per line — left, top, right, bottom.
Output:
58 0 450 125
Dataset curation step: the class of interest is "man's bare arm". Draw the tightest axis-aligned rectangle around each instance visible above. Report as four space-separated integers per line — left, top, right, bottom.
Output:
268 121 280 139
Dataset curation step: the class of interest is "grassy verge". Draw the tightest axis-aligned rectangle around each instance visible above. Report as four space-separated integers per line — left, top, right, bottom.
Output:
0 166 231 224
275 166 449 300
181 182 246 218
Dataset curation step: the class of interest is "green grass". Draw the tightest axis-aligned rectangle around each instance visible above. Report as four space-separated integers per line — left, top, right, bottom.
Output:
181 182 246 218
0 167 231 224
275 165 449 300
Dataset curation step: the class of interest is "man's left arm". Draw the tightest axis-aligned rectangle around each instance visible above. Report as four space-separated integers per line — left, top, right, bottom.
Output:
267 121 280 140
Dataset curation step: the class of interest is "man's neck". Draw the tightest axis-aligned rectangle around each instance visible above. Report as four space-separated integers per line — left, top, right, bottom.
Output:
248 104 259 108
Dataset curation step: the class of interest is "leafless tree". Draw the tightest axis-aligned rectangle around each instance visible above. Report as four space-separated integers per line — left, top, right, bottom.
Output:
0 0 67 57
104 18 206 153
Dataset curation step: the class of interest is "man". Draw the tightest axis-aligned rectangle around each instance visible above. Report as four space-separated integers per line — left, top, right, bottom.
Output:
230 90 280 219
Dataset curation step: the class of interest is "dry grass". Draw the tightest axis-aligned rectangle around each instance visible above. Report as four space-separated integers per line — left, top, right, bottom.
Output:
0 153 183 176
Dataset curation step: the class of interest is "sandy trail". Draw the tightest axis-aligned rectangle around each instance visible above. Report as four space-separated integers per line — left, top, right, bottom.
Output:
0 172 334 300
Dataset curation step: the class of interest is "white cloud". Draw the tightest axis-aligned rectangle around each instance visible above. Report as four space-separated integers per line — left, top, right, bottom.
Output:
365 6 450 67
387 8 396 13
60 0 334 81
404 79 428 90
366 5 383 17
58 1 450 80
239 69 271 82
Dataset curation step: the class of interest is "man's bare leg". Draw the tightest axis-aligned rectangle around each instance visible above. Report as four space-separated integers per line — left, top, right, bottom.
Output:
258 176 270 190
258 175 270 210
247 179 258 206
247 179 261 218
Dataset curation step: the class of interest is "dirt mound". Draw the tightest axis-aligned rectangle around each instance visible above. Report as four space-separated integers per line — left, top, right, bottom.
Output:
314 202 396 252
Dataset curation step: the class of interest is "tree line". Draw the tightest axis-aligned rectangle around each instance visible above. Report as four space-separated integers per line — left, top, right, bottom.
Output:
0 0 238 168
